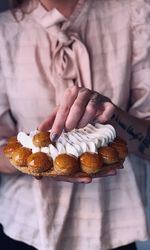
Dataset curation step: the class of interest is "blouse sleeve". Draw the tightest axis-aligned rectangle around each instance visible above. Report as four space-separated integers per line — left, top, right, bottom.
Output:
129 0 150 120
0 58 17 146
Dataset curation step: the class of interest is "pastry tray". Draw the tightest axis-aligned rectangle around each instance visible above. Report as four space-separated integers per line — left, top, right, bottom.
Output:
11 160 124 178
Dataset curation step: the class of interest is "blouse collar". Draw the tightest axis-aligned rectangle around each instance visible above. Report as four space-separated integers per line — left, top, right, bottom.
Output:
33 0 90 29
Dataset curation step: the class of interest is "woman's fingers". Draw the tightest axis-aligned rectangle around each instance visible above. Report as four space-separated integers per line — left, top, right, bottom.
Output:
50 86 78 141
92 169 117 178
4 165 19 174
65 88 92 130
38 106 59 131
77 92 113 128
95 102 115 123
53 176 92 183
35 170 117 183
38 86 114 142
50 87 91 141
77 92 105 128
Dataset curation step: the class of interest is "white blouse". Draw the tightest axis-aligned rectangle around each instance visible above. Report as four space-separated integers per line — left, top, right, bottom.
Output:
0 0 150 249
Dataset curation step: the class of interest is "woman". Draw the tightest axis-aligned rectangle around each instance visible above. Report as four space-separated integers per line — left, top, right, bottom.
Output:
0 0 150 249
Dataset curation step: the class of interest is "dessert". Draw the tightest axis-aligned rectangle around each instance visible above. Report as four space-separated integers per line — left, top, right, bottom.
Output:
7 136 18 144
110 137 128 160
98 146 119 165
27 152 53 173
32 131 52 147
54 154 79 175
80 152 103 174
3 124 128 177
3 142 22 159
11 147 32 166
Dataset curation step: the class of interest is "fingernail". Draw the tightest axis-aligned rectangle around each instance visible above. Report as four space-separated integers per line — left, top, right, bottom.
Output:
35 176 42 180
50 132 59 142
109 171 117 176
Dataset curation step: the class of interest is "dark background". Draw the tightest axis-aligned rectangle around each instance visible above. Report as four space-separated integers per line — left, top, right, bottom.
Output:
0 1 9 11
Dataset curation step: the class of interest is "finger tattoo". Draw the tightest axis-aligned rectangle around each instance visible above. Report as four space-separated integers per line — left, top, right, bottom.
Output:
90 92 110 105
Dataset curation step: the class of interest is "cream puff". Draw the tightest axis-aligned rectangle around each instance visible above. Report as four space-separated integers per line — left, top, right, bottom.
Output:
7 136 18 144
32 132 52 147
11 147 32 166
113 137 127 145
98 146 119 165
80 152 103 174
3 142 22 159
54 154 79 176
110 142 128 160
27 152 53 173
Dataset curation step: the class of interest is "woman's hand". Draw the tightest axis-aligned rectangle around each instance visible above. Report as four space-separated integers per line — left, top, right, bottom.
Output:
0 146 19 174
39 86 115 141
1 164 18 174
36 169 117 183
37 86 119 183
53 169 117 183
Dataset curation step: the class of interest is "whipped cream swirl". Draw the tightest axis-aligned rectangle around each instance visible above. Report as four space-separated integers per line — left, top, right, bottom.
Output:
17 124 116 159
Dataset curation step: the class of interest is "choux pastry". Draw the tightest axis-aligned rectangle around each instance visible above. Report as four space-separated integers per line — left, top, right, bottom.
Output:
98 146 119 165
80 152 103 174
27 152 53 173
54 154 79 176
11 147 32 166
32 132 52 147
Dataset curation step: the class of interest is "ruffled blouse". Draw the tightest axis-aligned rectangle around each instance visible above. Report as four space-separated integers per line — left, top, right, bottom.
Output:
32 5 92 103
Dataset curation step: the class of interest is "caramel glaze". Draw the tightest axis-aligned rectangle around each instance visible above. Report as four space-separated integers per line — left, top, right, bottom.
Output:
7 136 18 144
32 132 52 147
98 146 119 165
27 152 53 173
3 142 22 159
11 147 32 166
110 142 128 160
54 154 79 176
80 152 103 174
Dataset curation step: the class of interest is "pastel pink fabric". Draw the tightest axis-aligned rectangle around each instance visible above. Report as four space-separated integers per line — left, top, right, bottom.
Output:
0 0 150 250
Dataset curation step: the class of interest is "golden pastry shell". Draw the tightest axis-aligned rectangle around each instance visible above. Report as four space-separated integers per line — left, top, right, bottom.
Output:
80 152 103 174
32 132 52 147
110 142 128 159
3 134 127 177
98 146 119 165
11 147 32 166
54 154 79 176
27 152 53 173
3 142 22 159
